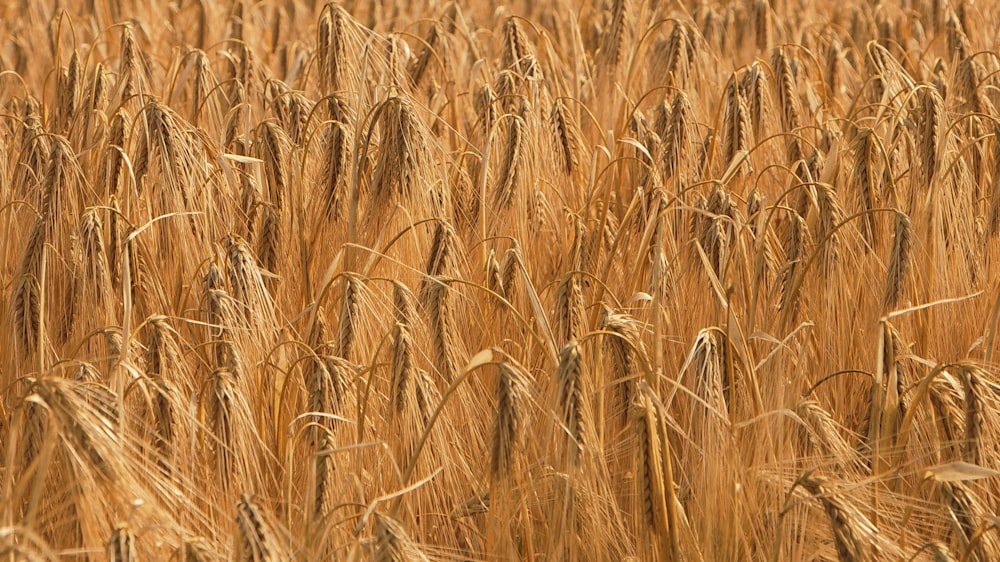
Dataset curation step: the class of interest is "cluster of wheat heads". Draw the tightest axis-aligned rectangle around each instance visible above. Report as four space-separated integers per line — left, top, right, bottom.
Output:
3 0 1000 560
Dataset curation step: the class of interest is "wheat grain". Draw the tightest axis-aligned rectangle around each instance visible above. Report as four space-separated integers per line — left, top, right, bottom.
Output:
556 342 591 465
491 359 531 481
600 306 639 430
796 473 877 562
236 495 284 561
945 10 971 60
501 18 530 75
426 277 459 383
554 272 586 345
493 114 525 213
632 394 670 557
320 96 352 221
549 98 582 176
883 211 911 309
107 524 135 562
374 513 430 562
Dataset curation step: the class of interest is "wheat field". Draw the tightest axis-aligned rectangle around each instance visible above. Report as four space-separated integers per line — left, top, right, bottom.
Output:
1 0 1000 560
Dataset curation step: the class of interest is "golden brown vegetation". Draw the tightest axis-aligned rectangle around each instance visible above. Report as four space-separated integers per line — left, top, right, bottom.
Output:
2 0 1000 560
